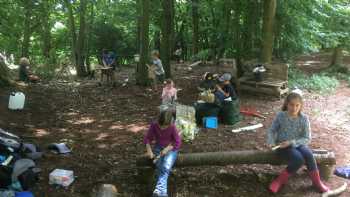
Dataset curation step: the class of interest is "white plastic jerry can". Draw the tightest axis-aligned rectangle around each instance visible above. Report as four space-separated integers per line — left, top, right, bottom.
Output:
8 92 25 110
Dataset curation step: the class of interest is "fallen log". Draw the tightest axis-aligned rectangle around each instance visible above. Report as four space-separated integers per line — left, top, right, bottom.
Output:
188 61 202 68
136 150 335 180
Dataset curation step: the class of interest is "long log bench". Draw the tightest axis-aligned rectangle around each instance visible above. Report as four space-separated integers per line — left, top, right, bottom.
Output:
136 149 336 183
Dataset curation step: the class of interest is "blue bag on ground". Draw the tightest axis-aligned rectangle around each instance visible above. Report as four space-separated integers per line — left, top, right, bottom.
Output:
334 166 350 179
15 191 34 197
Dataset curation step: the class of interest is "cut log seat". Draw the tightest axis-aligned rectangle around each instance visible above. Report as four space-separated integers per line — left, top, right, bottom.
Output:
136 149 336 181
239 63 289 97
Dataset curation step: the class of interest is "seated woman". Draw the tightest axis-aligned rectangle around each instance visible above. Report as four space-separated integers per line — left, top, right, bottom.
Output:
19 57 39 83
216 73 241 125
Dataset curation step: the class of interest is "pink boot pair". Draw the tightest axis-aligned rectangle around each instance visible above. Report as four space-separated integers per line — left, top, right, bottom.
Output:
269 170 329 193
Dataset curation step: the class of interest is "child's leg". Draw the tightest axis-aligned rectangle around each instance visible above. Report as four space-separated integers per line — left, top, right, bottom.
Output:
277 146 305 174
154 150 178 196
297 145 329 192
269 146 304 193
296 145 317 171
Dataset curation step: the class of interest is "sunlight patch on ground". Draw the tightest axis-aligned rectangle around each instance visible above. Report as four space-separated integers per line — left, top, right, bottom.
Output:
58 128 67 132
67 117 95 125
314 94 350 132
34 128 49 137
109 124 124 130
96 132 109 141
97 143 108 149
126 124 147 133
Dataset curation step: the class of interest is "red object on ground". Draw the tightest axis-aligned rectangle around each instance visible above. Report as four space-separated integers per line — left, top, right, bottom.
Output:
240 107 266 119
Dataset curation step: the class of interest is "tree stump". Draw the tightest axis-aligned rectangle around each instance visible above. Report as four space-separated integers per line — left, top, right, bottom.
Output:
93 184 118 197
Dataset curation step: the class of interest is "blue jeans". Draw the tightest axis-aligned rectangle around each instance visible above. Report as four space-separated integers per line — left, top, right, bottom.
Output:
277 145 317 173
153 145 178 196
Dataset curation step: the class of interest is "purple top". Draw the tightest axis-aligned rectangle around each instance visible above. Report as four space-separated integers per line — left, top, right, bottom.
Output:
143 122 182 150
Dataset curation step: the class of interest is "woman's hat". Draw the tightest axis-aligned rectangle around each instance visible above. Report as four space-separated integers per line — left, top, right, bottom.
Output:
218 73 232 82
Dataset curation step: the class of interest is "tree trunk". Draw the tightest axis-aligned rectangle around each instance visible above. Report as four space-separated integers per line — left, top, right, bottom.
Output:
217 0 232 60
0 58 11 86
93 184 118 197
191 0 199 55
137 150 335 167
161 0 174 78
136 0 149 86
136 0 142 54
85 3 95 73
330 45 343 66
21 1 33 58
261 0 276 64
40 0 52 64
242 0 260 59
64 0 77 63
76 0 88 76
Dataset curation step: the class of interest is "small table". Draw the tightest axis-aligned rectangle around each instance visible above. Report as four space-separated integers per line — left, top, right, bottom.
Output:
97 67 115 85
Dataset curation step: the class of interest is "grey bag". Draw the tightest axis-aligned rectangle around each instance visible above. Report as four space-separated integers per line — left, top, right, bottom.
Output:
0 128 22 151
22 143 43 160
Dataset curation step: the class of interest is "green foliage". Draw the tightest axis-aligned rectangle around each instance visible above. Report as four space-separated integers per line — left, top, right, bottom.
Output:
192 49 212 61
0 0 349 80
288 65 339 94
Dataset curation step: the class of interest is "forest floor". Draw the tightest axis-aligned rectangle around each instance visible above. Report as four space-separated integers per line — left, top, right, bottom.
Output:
0 52 350 197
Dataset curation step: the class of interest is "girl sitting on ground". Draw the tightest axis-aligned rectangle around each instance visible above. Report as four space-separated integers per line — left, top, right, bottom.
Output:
267 92 329 194
161 79 177 105
144 110 182 197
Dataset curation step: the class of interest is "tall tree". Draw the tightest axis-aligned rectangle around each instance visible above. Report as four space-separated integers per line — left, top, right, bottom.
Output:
64 0 88 77
161 0 175 78
0 55 11 86
40 0 52 63
191 0 199 55
21 0 34 58
261 0 276 63
136 0 150 85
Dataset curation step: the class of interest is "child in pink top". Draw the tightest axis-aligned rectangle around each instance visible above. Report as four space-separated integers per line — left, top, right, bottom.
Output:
161 79 177 105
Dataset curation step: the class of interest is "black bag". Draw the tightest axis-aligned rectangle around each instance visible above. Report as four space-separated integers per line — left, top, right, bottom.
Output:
0 166 12 188
18 167 40 190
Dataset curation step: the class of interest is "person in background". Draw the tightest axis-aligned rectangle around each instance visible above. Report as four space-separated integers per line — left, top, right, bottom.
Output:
151 50 165 86
147 63 157 90
215 73 237 103
89 63 96 80
198 72 217 92
144 110 181 197
102 49 117 70
161 79 177 105
267 92 329 194
18 57 39 83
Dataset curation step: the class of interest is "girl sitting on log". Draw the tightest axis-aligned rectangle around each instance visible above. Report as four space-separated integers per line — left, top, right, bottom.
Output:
144 110 182 197
267 92 329 194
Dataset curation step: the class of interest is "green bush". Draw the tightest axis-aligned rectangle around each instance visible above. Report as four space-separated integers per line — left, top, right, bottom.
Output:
288 65 339 94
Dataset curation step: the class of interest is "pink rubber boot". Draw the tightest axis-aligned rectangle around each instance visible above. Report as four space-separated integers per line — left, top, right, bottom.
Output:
308 170 329 193
269 169 290 193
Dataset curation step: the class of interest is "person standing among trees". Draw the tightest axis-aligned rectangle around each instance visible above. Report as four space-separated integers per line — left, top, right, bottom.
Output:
102 49 117 70
151 50 165 86
267 92 329 194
